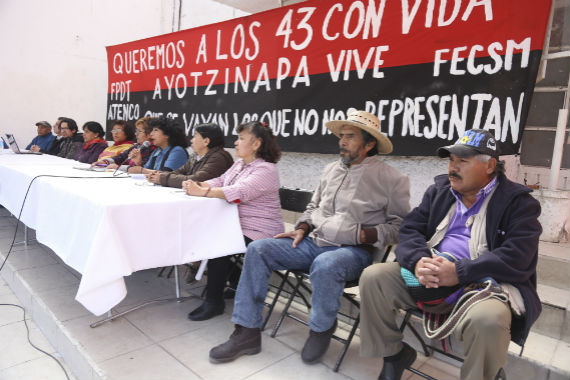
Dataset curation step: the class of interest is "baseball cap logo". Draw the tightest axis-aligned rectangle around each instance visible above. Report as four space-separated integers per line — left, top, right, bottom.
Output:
487 138 496 150
460 135 471 144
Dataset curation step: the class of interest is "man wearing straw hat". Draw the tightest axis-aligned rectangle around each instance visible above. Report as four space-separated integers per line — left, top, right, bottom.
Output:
210 110 411 365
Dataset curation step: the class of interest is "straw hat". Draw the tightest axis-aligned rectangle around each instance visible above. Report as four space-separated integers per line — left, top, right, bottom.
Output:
325 110 393 154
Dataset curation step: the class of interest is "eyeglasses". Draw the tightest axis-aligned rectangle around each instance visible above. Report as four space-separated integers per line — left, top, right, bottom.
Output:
111 129 123 134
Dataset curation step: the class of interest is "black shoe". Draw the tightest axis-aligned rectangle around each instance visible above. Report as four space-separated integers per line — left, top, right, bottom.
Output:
301 320 337 364
209 325 261 363
223 288 236 299
378 342 417 380
188 300 224 321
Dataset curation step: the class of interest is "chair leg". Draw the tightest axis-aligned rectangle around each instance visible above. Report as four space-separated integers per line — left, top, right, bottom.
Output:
270 276 302 338
333 314 360 372
407 323 431 358
261 271 289 331
399 311 430 357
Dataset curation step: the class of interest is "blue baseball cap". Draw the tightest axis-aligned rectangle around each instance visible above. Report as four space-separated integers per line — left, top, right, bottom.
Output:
437 129 500 158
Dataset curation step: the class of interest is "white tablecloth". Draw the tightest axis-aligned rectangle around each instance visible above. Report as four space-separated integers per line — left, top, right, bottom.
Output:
0 152 246 315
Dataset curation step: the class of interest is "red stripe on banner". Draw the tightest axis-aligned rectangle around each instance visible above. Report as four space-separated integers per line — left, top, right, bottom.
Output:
106 0 551 93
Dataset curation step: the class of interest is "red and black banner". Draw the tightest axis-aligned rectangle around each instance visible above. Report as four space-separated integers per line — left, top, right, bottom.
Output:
106 0 552 155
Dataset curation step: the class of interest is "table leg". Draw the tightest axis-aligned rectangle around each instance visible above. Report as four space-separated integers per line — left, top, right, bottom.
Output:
195 259 208 281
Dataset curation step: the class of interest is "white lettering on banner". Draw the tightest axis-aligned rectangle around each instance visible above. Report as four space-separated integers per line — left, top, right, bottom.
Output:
110 80 132 101
292 56 310 88
156 93 524 146
327 45 389 82
183 112 231 135
246 22 261 60
362 91 525 142
205 70 218 95
113 40 186 74
197 34 208 64
276 7 316 50
433 38 531 76
153 79 161 99
216 30 228 60
178 58 312 95
163 74 188 100
107 104 140 120
321 0 387 41
215 22 260 61
144 110 164 118
401 0 494 35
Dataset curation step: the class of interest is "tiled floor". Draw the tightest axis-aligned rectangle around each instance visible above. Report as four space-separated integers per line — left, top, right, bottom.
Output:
0 276 74 380
0 208 568 380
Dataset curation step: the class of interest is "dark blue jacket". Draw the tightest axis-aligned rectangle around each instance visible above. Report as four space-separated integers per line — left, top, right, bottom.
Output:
396 174 542 346
26 134 55 152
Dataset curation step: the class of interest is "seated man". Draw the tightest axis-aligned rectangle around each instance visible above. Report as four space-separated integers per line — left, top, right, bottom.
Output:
47 117 64 156
57 117 83 159
359 129 542 380
209 110 411 365
27 121 55 153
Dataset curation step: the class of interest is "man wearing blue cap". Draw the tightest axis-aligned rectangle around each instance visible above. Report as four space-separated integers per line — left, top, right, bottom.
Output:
358 129 542 380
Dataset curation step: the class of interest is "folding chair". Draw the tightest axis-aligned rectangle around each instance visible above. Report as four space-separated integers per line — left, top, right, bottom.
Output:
268 245 393 372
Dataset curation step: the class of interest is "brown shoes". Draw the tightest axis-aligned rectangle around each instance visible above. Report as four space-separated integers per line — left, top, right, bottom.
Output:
301 320 338 364
209 325 261 363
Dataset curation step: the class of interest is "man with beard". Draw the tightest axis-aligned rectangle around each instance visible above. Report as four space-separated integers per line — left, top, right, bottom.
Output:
209 110 410 365
358 129 542 380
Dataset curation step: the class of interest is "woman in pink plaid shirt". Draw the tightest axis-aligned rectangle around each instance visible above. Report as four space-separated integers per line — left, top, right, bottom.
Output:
183 121 284 321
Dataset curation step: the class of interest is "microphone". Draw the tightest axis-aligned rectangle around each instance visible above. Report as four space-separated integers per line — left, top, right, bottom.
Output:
139 140 151 151
113 141 152 177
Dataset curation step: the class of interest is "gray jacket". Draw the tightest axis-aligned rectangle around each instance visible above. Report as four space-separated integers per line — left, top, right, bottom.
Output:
296 156 411 251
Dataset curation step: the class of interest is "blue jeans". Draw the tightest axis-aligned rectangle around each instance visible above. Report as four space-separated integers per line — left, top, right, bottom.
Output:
231 237 372 332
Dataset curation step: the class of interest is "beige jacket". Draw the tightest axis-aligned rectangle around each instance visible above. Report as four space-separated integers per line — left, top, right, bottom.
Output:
296 156 410 251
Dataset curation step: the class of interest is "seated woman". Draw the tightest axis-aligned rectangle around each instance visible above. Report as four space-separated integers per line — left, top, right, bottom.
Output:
104 117 156 173
140 117 189 173
146 123 233 187
183 121 284 321
73 122 108 163
93 120 135 163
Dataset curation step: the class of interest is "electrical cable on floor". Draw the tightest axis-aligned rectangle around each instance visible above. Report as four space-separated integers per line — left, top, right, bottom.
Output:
0 173 129 379
0 303 71 380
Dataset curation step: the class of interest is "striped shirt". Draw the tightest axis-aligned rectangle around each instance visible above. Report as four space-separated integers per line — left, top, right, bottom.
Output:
206 158 284 241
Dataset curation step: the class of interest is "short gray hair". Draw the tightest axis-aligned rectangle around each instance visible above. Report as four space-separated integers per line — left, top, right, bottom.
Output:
475 154 505 177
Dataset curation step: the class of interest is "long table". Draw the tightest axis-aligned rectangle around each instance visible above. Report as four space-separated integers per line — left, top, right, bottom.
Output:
0 152 246 315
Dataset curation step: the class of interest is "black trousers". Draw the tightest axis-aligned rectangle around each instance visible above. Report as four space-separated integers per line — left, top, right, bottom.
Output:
205 236 252 301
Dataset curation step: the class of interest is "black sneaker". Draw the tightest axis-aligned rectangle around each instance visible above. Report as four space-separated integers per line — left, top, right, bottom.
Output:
301 320 337 364
378 342 417 380
209 325 262 363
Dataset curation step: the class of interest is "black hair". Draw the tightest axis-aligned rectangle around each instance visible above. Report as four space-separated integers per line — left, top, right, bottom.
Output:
194 123 225 149
112 120 136 141
494 159 506 177
150 117 190 148
360 129 379 156
60 117 78 132
236 121 281 163
83 121 105 138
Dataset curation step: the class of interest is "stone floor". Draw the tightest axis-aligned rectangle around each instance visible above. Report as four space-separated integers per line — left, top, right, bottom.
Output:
0 207 568 380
